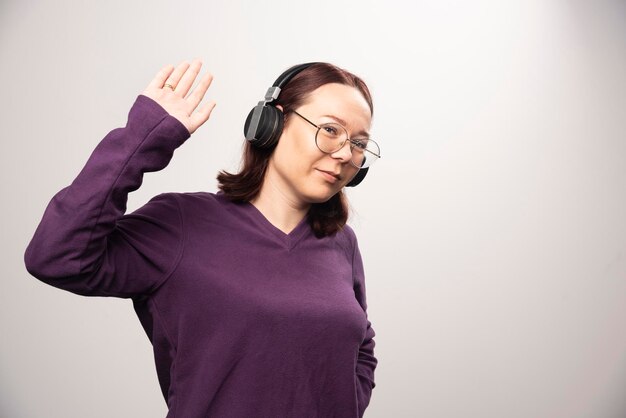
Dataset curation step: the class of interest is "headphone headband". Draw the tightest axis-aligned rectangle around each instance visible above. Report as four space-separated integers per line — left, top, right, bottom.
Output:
261 62 321 106
274 62 320 89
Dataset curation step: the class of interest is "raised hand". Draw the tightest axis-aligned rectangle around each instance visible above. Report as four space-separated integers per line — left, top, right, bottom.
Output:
141 58 216 135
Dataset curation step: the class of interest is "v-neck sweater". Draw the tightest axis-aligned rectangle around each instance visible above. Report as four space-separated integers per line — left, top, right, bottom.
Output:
23 94 378 418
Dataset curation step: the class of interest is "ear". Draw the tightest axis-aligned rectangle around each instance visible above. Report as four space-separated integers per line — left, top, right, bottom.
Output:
275 104 284 112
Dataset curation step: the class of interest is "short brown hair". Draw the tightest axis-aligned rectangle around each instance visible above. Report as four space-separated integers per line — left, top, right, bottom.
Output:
216 62 374 238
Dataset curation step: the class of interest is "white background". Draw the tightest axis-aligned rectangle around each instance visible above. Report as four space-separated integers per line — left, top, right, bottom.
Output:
2 0 625 417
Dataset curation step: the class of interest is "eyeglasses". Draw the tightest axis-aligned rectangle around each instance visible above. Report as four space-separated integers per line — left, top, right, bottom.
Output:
291 110 381 169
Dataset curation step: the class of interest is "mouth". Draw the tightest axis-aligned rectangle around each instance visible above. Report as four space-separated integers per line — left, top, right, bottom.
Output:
316 169 341 182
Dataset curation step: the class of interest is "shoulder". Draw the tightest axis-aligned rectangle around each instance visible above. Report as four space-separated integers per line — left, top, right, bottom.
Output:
129 192 181 217
332 222 360 258
164 190 245 222
339 223 357 244
134 191 220 220
166 190 221 206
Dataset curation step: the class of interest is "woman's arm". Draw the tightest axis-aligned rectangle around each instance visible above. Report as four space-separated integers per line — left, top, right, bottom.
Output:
351 230 378 417
23 94 190 298
24 60 215 298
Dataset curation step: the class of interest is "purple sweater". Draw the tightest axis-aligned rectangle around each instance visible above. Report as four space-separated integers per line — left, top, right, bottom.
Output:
23 94 377 418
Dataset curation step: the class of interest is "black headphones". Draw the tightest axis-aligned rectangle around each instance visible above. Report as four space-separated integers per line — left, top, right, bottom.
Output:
243 62 368 188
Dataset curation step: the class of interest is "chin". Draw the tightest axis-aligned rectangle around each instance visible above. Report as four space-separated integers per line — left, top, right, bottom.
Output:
300 188 338 204
304 194 334 204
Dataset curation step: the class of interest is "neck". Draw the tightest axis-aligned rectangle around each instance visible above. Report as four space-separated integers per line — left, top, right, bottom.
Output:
250 166 311 235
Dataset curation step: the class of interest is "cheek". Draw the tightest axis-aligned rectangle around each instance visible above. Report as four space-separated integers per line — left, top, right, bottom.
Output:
342 166 359 186
346 164 359 178
275 130 322 173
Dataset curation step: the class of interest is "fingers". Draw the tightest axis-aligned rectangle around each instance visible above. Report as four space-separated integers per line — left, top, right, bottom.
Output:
174 58 202 98
146 64 175 91
143 59 216 134
188 101 216 133
163 60 191 92
187 72 214 110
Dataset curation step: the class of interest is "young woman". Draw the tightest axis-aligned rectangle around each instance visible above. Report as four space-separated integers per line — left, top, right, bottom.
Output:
24 59 380 418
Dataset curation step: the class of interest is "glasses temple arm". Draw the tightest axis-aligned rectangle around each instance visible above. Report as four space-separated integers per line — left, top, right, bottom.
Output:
348 139 381 158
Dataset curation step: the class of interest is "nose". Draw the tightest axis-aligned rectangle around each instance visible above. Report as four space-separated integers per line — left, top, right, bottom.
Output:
330 140 353 163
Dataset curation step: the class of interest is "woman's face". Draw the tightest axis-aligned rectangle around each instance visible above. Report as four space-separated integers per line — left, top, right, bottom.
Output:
268 82 372 206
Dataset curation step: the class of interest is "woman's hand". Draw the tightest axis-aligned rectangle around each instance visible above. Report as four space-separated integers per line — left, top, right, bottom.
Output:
141 58 216 135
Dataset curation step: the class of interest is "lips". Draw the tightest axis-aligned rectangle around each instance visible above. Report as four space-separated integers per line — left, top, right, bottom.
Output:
316 169 341 181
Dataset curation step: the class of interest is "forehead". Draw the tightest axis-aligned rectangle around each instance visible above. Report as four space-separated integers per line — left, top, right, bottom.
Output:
300 83 372 132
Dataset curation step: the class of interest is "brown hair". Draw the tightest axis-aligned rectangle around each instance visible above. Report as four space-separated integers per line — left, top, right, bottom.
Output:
216 62 374 238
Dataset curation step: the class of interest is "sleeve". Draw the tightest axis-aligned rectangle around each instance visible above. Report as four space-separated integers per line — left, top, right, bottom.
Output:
23 94 190 298
352 231 378 418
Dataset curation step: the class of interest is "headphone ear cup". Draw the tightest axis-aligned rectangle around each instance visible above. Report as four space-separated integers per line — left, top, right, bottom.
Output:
261 106 284 149
346 167 368 187
244 105 284 149
244 105 260 142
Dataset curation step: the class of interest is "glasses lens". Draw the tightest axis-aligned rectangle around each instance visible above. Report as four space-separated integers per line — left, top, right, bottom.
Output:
315 123 348 153
315 122 381 169
350 138 380 168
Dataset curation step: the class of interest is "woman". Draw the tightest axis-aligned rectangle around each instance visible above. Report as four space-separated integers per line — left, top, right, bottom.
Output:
24 58 380 418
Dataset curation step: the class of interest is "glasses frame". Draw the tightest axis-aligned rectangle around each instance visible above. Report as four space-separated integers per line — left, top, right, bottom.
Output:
291 110 381 169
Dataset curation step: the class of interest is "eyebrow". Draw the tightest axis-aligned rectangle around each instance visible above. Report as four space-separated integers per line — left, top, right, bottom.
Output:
321 114 370 137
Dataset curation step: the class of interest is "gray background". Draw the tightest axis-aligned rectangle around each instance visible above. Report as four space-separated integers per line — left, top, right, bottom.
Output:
2 0 625 417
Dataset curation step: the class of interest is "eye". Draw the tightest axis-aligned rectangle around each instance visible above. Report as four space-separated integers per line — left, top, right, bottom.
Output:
322 125 338 135
351 139 368 150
